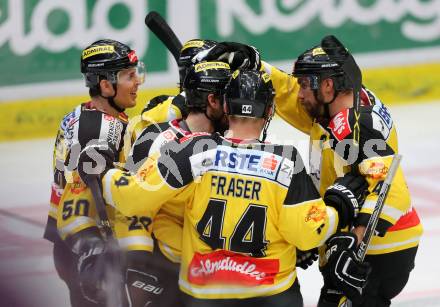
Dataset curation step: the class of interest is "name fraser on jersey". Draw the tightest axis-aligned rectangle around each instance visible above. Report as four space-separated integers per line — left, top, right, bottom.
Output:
211 175 261 200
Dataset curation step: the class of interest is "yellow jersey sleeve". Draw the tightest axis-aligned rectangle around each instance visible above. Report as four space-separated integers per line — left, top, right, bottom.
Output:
102 151 190 220
279 162 339 250
261 61 313 134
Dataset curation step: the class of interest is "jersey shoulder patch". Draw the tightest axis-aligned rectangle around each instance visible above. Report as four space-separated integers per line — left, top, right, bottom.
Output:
371 103 393 140
99 113 126 150
329 109 352 141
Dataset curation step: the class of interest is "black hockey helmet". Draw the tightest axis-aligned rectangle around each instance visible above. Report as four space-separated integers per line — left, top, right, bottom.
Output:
81 39 145 88
178 39 217 88
292 45 352 91
183 61 231 110
224 69 275 119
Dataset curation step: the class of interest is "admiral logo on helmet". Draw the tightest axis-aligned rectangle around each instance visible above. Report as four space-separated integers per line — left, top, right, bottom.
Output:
312 47 326 56
195 62 230 72
82 45 114 59
182 40 205 51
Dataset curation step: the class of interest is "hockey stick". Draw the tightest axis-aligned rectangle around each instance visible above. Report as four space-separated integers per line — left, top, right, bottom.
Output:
88 179 125 307
338 154 402 307
321 35 362 147
145 11 182 63
356 154 402 261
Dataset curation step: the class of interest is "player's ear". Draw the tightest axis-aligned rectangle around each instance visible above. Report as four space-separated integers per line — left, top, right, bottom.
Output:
321 78 334 95
207 93 219 109
100 79 115 96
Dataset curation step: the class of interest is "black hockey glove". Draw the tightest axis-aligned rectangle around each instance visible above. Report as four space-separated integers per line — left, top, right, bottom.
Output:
194 42 261 71
296 247 318 270
321 232 371 304
324 173 368 229
77 143 115 187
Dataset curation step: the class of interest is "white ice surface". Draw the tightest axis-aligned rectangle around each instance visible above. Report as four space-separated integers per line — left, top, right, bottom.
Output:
0 102 439 306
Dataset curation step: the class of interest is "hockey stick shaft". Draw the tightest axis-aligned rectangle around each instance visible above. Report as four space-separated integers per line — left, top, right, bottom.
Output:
145 11 182 63
88 178 125 307
356 154 402 261
89 178 115 240
339 155 402 307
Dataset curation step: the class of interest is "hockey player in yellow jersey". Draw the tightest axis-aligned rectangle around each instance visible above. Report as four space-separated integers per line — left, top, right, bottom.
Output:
43 39 145 306
121 61 231 306
199 37 422 306
291 40 421 307
77 69 370 306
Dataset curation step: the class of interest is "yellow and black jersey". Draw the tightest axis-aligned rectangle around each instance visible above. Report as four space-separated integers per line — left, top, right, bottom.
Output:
103 133 339 299
125 118 195 261
263 61 422 255
43 102 131 246
122 92 187 261
123 93 187 160
43 125 68 243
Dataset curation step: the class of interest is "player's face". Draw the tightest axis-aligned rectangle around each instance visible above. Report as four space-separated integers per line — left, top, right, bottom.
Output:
114 65 145 108
297 77 324 119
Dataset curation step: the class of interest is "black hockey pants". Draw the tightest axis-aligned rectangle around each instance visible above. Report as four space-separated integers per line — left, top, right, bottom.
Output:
318 246 418 307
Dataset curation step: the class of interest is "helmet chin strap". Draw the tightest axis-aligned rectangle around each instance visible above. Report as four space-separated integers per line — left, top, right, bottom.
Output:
101 83 125 113
260 105 275 143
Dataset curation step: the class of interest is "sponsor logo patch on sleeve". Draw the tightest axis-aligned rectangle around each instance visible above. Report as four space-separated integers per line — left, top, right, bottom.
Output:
360 160 388 179
305 205 327 223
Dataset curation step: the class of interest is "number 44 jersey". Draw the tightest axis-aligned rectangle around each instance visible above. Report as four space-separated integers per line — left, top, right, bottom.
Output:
103 133 340 299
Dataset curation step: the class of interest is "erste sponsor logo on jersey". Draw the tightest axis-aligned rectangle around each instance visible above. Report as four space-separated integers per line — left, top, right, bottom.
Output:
262 155 278 171
213 146 293 186
329 109 351 141
188 250 279 286
215 146 278 177
190 146 293 187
